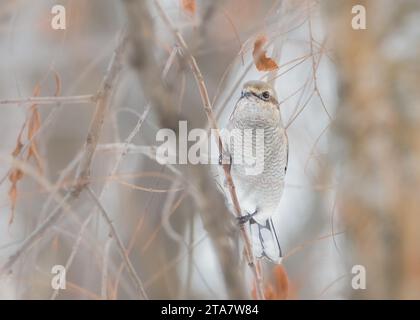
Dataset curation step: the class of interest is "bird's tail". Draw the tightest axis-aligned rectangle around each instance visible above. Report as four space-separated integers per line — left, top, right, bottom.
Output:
250 217 282 264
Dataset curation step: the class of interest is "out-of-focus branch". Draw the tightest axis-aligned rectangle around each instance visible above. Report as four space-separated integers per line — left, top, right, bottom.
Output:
121 1 179 131
87 187 148 299
153 0 264 299
0 31 128 276
71 32 128 196
0 156 73 276
121 0 246 299
0 94 96 106
324 0 420 299
51 105 152 300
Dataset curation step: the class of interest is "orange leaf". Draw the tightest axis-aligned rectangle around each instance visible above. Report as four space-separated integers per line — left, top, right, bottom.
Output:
272 265 289 299
53 70 62 97
8 167 24 225
252 35 279 72
181 0 196 16
6 72 60 224
25 82 43 172
8 126 25 225
27 105 44 173
250 265 290 300
11 126 24 158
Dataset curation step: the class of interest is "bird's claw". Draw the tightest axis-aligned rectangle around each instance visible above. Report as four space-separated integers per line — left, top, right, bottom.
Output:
236 212 257 226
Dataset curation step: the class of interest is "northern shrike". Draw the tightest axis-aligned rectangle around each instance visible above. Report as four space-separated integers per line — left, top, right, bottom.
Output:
222 80 288 263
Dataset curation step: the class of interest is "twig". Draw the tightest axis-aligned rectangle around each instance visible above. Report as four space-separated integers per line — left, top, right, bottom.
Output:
153 0 264 300
122 0 246 299
0 31 128 275
86 187 148 300
72 31 128 196
307 13 331 120
51 106 151 299
0 94 96 106
101 237 113 299
144 234 207 289
0 156 74 276
50 213 94 300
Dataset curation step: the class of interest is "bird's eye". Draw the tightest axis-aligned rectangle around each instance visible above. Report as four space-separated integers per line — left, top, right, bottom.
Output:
261 91 270 100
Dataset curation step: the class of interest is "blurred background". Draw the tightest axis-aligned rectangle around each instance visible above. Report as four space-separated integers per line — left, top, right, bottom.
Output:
0 0 419 299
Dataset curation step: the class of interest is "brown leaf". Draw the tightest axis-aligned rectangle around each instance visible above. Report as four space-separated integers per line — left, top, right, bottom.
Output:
24 82 44 173
6 72 60 224
27 105 44 173
251 283 258 300
252 35 279 72
272 264 289 299
8 126 25 225
11 126 24 158
181 0 196 16
53 70 62 97
251 265 290 300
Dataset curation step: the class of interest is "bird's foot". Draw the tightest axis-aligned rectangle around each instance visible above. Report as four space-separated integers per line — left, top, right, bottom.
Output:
237 211 257 226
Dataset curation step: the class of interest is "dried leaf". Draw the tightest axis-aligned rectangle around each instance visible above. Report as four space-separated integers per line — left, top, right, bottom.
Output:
24 83 44 173
181 0 196 16
252 35 279 72
272 265 289 299
27 105 43 172
53 70 62 97
251 283 257 300
11 126 24 158
6 71 61 224
8 126 25 225
251 265 290 300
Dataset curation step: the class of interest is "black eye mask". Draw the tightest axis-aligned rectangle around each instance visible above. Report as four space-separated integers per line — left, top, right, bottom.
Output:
242 91 265 100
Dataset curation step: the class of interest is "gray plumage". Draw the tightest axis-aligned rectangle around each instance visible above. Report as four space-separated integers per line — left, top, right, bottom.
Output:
223 80 288 263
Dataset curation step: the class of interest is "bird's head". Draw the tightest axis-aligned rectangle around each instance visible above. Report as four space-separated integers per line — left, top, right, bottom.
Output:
232 80 281 125
240 80 279 106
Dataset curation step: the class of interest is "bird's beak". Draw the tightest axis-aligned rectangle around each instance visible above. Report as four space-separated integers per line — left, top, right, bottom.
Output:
241 91 252 99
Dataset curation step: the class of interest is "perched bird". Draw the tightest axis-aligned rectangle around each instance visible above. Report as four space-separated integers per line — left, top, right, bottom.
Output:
222 80 288 263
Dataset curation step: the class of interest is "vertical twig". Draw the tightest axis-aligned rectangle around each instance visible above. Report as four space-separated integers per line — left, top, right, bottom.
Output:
101 237 113 299
122 0 247 299
153 0 264 299
87 187 148 300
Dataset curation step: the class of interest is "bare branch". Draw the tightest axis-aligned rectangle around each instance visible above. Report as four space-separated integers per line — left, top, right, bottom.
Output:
71 31 128 196
0 94 96 106
0 31 128 275
121 0 247 299
87 187 148 300
153 0 264 299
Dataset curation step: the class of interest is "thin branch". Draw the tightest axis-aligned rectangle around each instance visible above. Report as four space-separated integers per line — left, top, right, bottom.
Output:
307 10 331 120
122 0 246 299
0 156 74 276
101 236 113 299
71 31 128 196
86 187 148 300
50 213 94 300
0 31 128 275
153 0 264 300
0 94 96 106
